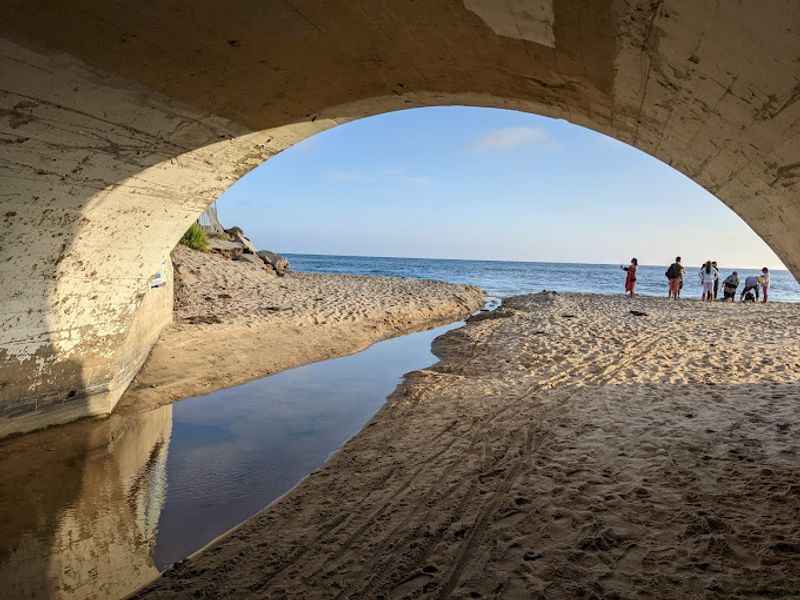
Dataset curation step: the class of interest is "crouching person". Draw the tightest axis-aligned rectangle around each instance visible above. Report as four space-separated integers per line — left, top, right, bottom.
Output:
722 271 739 302
741 275 760 302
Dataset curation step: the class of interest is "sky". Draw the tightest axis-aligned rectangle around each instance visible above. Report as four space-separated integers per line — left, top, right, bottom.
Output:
217 106 785 269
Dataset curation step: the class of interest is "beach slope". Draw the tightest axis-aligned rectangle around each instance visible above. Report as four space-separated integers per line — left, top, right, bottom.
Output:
118 246 484 413
136 292 800 599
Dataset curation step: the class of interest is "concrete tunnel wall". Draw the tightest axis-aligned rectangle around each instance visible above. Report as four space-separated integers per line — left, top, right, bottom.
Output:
2 0 800 437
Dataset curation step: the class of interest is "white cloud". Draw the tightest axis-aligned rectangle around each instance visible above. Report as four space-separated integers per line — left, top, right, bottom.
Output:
471 126 552 151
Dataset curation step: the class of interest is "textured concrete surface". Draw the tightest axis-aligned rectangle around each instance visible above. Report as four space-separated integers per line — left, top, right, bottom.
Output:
2 0 800 435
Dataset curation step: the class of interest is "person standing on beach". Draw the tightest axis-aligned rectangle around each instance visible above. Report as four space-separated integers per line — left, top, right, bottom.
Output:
711 261 721 300
699 261 715 301
760 267 770 303
621 258 638 297
665 256 684 299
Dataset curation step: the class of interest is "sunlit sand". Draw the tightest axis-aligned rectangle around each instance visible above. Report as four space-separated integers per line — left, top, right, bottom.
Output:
136 291 800 598
118 246 484 415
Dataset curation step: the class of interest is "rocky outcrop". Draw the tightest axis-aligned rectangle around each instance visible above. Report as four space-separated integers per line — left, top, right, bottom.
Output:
257 251 290 277
234 253 268 269
224 226 259 256
206 238 243 260
203 225 288 276
173 230 291 322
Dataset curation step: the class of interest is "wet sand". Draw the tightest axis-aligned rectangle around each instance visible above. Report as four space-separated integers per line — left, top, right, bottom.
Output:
136 292 800 599
119 246 484 415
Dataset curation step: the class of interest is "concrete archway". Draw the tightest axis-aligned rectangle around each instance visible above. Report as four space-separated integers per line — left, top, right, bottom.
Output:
2 1 800 436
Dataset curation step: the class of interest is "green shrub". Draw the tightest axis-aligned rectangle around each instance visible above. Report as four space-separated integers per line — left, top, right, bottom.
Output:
180 223 208 251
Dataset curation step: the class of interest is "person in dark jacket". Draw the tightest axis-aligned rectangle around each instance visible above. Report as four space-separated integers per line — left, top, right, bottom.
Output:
741 274 760 302
722 271 739 301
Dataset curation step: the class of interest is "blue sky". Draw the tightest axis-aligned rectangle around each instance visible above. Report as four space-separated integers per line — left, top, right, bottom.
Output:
217 107 784 269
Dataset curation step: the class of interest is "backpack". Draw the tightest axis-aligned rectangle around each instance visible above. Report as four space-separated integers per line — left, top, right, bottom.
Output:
666 263 678 279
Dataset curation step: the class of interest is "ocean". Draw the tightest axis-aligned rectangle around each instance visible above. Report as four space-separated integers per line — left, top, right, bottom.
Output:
286 254 800 305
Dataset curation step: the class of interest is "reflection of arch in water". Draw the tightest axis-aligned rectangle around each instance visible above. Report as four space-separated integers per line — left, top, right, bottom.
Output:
0 404 172 599
3 2 800 435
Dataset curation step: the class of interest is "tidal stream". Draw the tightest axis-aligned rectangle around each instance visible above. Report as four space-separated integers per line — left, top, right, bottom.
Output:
0 321 462 600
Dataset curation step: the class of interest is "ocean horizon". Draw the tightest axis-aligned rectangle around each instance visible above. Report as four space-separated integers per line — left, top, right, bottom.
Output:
287 252 787 270
286 253 800 304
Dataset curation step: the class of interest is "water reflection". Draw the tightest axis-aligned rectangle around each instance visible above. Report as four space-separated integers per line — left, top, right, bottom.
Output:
0 405 171 600
0 321 460 599
153 320 461 567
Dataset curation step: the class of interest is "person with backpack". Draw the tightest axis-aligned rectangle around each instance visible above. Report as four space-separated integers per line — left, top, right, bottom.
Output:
665 256 684 299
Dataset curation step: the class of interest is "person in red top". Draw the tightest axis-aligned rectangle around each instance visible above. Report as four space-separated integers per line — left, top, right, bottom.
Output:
621 258 638 297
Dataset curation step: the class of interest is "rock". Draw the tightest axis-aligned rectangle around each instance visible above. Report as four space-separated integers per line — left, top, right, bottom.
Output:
522 551 544 562
207 237 243 259
630 310 648 317
235 253 274 272
257 250 290 276
225 226 258 255
768 542 800 555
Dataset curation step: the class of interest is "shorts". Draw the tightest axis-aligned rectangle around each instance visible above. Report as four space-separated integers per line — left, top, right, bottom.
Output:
668 278 681 293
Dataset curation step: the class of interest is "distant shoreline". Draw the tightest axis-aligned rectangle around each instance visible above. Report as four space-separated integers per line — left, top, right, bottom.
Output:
286 254 800 304
283 252 790 272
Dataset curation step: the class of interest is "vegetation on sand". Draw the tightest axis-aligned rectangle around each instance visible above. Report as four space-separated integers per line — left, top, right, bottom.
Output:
180 223 208 251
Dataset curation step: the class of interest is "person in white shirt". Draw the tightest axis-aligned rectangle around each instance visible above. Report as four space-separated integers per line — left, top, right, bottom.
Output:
711 261 721 300
698 261 715 302
760 267 770 303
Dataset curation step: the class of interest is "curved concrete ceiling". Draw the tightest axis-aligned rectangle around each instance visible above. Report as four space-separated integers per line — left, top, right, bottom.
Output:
2 0 800 435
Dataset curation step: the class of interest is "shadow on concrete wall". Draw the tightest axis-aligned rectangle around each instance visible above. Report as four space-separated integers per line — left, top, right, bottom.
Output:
0 38 207 437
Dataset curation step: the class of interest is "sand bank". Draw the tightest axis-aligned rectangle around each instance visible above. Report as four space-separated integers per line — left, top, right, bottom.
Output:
117 247 484 415
136 292 800 599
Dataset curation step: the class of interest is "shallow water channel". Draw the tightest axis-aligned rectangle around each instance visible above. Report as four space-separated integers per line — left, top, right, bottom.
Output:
0 321 462 600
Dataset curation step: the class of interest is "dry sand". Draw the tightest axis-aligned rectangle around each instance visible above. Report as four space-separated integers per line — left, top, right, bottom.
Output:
118 246 484 414
136 292 800 599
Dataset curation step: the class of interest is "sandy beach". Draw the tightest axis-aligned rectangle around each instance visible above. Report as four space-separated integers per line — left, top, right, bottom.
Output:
117 246 485 415
136 292 800 599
